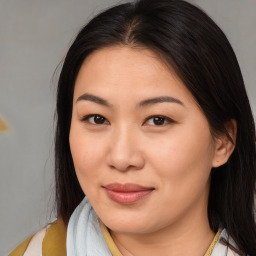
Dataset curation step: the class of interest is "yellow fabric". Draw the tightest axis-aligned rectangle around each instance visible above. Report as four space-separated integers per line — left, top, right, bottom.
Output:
8 235 33 256
99 219 123 256
42 218 67 256
8 218 67 256
204 229 221 256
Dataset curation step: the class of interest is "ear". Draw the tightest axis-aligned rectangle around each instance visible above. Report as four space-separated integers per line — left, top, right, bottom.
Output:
212 119 237 168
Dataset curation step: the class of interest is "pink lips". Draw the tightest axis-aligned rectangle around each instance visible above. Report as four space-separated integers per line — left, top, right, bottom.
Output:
104 183 154 205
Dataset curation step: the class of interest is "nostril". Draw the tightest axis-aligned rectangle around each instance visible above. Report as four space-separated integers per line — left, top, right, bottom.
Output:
107 152 145 172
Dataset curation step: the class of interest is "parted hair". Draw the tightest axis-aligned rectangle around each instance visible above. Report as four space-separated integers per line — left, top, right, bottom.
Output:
54 0 256 254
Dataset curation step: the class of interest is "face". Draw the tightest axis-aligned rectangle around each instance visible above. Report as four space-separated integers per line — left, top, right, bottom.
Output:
69 46 218 235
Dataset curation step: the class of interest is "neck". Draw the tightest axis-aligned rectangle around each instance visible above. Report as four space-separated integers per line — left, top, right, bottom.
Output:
110 204 214 256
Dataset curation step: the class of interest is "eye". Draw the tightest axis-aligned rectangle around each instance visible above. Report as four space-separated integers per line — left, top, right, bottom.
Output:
144 115 174 126
81 114 109 125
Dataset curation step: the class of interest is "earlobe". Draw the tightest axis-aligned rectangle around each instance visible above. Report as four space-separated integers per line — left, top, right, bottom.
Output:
212 119 237 168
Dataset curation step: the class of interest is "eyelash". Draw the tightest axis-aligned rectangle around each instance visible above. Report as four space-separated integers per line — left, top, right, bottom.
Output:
80 114 174 126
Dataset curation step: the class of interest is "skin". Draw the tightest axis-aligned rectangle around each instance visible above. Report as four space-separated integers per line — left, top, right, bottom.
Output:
69 45 235 256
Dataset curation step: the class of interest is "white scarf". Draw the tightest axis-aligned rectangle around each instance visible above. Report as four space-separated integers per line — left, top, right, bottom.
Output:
66 197 112 256
67 197 239 256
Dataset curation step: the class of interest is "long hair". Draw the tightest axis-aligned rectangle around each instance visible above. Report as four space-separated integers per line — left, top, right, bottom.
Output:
54 0 256 254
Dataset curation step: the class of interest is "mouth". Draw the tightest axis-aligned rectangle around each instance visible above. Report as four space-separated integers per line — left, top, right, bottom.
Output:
103 183 155 205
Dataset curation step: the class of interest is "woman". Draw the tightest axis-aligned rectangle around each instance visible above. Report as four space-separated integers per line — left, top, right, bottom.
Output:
10 0 256 255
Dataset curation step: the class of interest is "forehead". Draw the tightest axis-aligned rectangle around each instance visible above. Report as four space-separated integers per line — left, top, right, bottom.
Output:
79 46 172 79
73 45 195 106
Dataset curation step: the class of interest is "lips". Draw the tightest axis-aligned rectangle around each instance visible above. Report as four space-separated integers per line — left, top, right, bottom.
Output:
103 183 154 205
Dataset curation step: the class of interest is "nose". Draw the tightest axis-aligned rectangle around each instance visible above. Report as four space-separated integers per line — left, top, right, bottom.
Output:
107 125 145 172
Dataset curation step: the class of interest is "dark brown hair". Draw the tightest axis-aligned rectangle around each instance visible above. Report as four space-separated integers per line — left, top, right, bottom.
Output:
54 0 256 254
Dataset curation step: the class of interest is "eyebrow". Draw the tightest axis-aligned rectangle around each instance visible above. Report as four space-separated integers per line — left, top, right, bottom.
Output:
76 93 113 107
76 93 184 108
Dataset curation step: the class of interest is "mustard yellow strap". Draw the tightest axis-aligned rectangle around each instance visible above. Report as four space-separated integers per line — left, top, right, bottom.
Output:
42 217 67 256
99 219 123 256
8 218 67 256
8 235 33 256
204 229 221 256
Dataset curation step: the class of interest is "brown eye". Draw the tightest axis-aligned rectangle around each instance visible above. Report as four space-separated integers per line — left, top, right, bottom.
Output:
93 115 106 124
152 116 165 125
145 115 174 126
82 114 109 125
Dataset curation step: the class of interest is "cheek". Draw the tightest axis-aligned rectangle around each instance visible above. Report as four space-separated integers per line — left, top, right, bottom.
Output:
146 125 214 186
69 124 106 184
143 129 214 222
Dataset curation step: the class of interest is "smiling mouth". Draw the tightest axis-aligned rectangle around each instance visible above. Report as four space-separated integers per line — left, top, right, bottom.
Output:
103 183 155 205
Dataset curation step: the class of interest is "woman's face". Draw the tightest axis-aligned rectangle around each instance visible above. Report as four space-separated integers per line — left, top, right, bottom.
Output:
69 46 218 235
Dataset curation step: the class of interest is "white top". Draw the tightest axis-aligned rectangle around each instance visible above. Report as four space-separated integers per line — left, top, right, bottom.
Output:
211 229 239 256
23 227 46 256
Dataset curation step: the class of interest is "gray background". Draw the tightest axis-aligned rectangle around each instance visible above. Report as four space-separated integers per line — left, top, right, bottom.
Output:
0 0 255 255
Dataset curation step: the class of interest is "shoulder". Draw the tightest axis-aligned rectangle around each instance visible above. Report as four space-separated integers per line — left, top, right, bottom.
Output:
212 229 241 256
42 217 67 255
8 235 33 256
8 218 67 256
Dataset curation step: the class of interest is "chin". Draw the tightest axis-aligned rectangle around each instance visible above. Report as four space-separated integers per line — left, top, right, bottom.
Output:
99 213 158 234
